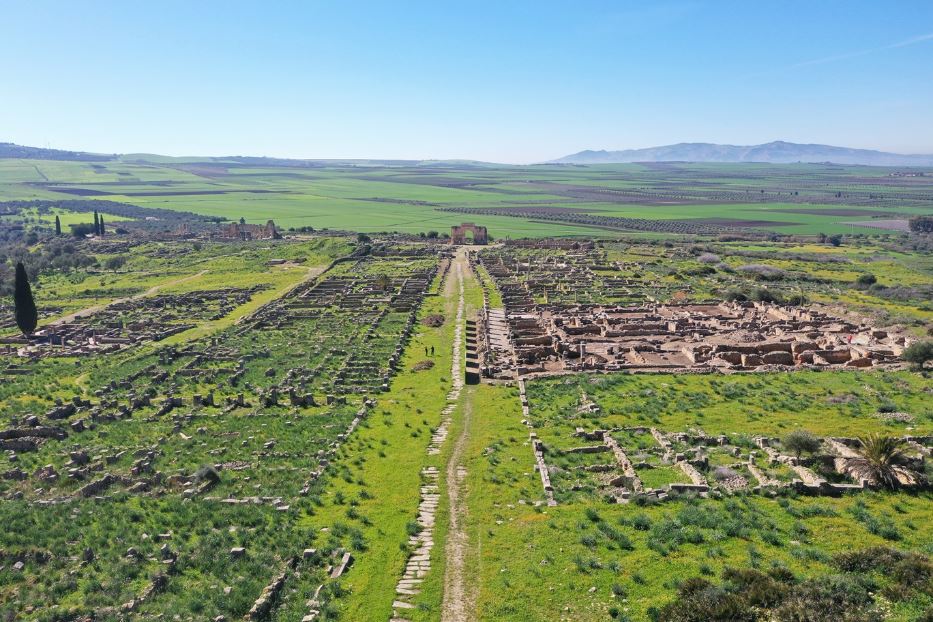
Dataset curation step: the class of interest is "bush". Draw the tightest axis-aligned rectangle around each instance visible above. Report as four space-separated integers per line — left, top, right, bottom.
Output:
69 222 97 237
721 567 787 607
656 577 756 622
833 546 908 573
724 290 748 302
855 273 877 287
422 314 445 327
631 513 652 531
773 574 875 621
902 341 933 369
658 566 888 622
712 467 740 481
194 465 221 485
751 287 782 303
737 264 786 281
697 253 721 264
782 429 821 459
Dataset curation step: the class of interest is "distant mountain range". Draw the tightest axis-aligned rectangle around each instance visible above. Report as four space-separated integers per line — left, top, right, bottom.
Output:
4 140 933 167
0 142 495 168
550 141 933 166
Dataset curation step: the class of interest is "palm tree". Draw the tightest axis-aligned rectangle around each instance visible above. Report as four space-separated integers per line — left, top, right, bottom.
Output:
844 434 920 489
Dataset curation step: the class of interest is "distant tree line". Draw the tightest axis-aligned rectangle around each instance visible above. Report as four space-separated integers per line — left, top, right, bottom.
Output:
0 238 97 293
0 199 216 226
0 142 115 162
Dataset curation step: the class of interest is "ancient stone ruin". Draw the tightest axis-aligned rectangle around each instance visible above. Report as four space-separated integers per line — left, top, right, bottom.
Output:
215 219 280 240
488 301 905 377
449 222 488 245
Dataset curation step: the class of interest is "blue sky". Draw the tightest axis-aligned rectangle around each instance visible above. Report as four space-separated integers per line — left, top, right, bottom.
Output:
2 0 932 163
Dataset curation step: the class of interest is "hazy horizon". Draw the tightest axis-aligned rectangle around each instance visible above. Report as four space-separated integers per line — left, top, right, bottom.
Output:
9 139 933 166
3 0 933 164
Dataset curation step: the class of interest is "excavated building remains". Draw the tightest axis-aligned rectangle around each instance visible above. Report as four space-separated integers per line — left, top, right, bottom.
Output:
475 244 909 378
1 287 265 359
548 423 931 504
215 219 280 240
490 300 906 377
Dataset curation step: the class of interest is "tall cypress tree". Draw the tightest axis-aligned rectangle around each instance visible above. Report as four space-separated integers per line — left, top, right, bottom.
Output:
93 210 100 235
99 215 105 236
14 262 38 335
54 214 61 235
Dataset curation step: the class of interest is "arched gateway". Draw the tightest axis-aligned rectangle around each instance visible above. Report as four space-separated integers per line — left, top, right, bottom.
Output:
450 222 488 245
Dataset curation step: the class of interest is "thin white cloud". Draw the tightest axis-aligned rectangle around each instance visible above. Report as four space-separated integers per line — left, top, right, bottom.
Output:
793 31 933 68
888 32 933 48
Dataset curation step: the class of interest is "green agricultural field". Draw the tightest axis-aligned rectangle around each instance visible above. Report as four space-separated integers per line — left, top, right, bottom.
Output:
2 158 931 238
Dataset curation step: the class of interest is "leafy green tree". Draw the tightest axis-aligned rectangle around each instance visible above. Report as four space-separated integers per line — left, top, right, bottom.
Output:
14 262 38 335
54 214 61 235
783 429 821 459
99 214 105 236
93 210 100 235
902 341 933 370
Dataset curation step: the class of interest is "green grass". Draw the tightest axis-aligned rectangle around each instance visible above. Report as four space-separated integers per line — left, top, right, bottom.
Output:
527 371 933 439
457 382 933 622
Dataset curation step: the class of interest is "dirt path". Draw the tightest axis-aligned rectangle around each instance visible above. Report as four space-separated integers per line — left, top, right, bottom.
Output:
441 390 474 622
441 249 476 622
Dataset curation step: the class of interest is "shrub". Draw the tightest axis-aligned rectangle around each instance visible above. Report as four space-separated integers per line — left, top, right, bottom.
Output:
422 314 445 327
782 429 821 458
721 567 787 607
70 222 97 237
193 465 221 486
712 467 740 481
773 574 875 621
724 289 748 302
832 546 908 573
737 264 786 281
411 360 435 372
902 341 933 369
751 287 783 303
655 577 756 622
632 513 652 531
697 253 721 264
